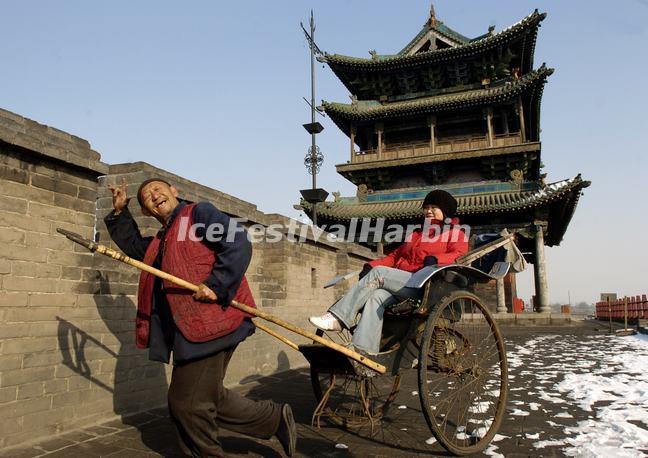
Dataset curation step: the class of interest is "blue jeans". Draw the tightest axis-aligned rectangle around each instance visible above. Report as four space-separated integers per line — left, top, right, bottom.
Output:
328 266 421 353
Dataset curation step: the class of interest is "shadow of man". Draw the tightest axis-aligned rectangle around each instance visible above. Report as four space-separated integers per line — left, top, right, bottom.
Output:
91 272 180 456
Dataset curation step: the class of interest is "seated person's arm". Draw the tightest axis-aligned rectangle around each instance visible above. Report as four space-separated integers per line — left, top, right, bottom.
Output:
435 229 469 265
360 242 407 279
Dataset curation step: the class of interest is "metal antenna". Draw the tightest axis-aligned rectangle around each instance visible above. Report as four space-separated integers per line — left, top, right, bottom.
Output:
300 10 327 227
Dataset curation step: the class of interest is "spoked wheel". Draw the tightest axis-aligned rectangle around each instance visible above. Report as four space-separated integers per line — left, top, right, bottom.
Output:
310 328 401 432
417 291 508 456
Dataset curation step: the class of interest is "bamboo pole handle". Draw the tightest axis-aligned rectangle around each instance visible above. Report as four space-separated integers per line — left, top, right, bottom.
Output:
58 229 386 373
93 244 200 292
254 322 299 351
230 300 386 373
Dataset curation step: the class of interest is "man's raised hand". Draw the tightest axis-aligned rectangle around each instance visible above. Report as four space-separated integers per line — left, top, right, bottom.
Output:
108 177 131 214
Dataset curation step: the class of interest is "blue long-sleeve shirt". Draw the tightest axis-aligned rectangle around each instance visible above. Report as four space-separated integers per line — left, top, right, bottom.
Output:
104 201 254 364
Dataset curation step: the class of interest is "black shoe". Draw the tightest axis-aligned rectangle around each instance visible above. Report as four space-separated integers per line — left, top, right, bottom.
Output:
275 403 296 456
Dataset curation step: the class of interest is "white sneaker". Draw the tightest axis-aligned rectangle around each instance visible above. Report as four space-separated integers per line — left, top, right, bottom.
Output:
309 312 342 331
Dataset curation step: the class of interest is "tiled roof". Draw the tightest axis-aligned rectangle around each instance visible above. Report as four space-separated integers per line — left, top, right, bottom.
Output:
398 21 471 56
298 175 589 221
320 10 546 71
322 66 553 125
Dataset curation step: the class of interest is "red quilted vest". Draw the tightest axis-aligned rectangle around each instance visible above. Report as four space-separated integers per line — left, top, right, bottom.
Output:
135 204 256 348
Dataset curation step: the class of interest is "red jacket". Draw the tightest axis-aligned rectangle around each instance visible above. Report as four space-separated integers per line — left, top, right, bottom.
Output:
135 204 256 348
369 218 468 272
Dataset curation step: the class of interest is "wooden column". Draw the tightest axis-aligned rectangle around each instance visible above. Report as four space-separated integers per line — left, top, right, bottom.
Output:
502 110 509 135
486 107 494 147
534 222 550 313
517 97 526 142
376 240 384 256
428 115 437 153
376 123 384 159
350 124 356 161
496 278 507 313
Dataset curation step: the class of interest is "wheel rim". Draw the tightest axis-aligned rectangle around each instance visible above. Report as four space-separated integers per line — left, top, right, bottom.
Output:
418 292 508 455
310 328 401 430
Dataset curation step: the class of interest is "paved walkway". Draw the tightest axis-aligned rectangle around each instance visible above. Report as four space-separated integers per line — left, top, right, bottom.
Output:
2 320 644 457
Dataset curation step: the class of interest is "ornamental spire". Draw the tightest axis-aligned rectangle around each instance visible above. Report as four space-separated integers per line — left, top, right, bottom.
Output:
429 3 438 26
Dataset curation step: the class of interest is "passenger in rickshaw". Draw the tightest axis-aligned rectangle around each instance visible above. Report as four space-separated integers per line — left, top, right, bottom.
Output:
309 190 469 354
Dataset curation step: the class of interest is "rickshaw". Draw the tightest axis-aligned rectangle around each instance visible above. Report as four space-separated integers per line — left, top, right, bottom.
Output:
299 234 516 456
58 227 518 457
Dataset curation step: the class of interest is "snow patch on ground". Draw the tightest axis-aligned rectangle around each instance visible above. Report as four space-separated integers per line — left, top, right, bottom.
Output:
507 333 648 457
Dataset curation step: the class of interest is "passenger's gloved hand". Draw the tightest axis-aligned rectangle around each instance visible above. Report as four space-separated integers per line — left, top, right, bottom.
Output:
359 264 372 280
423 256 438 267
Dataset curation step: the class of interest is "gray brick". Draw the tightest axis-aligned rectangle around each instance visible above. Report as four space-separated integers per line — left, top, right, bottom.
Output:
77 186 97 202
26 321 61 337
28 293 76 307
11 261 61 279
53 193 96 215
0 212 51 234
0 164 28 184
0 227 25 244
75 212 96 228
0 417 22 437
22 351 62 369
43 379 67 395
47 250 94 268
0 323 31 338
21 406 74 434
0 355 22 371
0 195 28 214
0 387 17 404
3 276 58 293
24 231 72 251
2 180 55 205
17 381 44 400
28 201 76 224
0 243 48 262
1 339 59 357
61 266 82 280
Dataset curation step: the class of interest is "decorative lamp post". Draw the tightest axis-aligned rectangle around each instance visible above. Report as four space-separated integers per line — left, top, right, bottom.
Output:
301 10 327 226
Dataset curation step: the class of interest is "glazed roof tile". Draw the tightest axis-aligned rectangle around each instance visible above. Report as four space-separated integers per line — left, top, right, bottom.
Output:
320 10 546 71
299 175 589 221
322 65 553 123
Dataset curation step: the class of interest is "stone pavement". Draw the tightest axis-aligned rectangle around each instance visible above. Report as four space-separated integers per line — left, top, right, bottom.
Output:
1 320 642 458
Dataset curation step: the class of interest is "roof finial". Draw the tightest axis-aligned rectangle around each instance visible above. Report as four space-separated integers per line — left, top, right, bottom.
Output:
429 3 438 26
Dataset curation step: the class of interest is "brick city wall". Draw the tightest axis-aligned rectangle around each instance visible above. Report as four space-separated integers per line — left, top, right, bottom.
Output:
0 108 374 449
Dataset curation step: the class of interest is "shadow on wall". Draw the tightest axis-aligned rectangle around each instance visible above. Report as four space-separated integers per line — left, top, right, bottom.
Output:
56 272 179 456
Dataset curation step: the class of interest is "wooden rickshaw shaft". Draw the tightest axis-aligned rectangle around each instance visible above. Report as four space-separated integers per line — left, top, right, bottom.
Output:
56 228 387 374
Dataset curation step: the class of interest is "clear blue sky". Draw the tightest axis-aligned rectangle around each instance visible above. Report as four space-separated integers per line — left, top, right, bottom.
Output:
2 1 647 305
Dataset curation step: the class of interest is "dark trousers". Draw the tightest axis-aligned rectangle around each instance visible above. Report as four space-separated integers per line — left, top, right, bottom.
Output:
168 346 282 457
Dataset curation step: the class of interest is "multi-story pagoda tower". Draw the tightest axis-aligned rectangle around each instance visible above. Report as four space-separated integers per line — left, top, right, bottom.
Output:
298 8 590 313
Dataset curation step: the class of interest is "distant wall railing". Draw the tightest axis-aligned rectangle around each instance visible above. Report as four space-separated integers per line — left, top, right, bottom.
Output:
595 295 648 321
351 132 523 164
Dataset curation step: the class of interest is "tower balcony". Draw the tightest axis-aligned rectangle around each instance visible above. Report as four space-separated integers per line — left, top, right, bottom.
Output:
350 132 524 165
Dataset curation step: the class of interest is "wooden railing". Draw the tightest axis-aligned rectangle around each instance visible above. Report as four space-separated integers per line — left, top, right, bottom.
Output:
351 132 524 164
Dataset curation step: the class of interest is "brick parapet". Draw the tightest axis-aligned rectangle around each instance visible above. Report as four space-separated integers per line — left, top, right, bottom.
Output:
0 114 377 450
0 108 107 175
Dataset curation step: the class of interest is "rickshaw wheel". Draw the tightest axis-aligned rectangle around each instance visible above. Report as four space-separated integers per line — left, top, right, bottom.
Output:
417 291 508 456
310 328 401 431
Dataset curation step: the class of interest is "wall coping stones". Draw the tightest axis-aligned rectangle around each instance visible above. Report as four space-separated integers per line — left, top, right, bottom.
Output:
106 162 376 259
0 108 108 175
